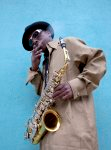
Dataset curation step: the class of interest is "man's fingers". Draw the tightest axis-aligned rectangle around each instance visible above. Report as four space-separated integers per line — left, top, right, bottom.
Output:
53 89 67 98
36 53 42 59
53 85 66 98
53 83 69 99
62 94 69 100
54 84 65 91
36 49 42 54
32 49 42 59
32 49 42 54
62 90 73 100
53 90 69 100
53 83 73 100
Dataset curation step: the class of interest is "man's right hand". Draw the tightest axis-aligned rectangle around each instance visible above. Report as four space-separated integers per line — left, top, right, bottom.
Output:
31 47 42 71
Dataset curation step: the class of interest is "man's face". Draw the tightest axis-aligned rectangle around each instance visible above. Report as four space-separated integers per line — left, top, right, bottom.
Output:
30 30 52 52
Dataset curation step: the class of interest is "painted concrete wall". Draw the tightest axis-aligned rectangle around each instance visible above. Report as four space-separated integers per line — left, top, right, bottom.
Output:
0 0 111 150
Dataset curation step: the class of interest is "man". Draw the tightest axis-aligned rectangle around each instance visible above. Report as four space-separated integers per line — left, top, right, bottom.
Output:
22 21 106 150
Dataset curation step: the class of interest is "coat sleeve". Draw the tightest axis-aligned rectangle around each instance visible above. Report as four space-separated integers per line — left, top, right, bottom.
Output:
68 38 106 100
26 68 43 96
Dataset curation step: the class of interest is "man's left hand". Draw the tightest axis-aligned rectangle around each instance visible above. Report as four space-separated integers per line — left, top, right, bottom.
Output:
52 83 73 100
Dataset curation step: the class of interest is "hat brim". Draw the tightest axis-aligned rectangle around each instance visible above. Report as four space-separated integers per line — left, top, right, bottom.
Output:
22 21 54 51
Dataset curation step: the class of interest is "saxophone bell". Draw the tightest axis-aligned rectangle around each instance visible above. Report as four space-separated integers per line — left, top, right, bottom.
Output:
32 109 61 144
43 109 61 132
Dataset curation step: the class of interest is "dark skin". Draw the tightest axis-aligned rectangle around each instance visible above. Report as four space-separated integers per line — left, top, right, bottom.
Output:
31 30 73 100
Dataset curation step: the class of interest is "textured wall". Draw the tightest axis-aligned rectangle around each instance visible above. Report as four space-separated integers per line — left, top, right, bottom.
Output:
0 0 111 150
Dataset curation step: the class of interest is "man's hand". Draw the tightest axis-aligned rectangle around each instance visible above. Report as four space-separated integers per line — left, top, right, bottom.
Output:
31 47 42 71
52 83 73 100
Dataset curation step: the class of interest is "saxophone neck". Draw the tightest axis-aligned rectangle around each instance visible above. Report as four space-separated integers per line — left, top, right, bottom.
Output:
59 37 70 64
63 47 70 63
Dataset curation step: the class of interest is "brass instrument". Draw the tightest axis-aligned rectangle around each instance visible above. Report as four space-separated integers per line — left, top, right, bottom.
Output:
24 37 70 144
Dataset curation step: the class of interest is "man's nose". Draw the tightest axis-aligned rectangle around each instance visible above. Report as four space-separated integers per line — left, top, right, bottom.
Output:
33 39 39 48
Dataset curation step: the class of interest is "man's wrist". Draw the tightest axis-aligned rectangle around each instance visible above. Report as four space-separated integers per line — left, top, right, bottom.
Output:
30 66 39 72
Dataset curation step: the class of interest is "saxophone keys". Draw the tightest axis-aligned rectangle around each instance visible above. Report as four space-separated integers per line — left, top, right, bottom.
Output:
24 132 29 139
49 99 53 103
37 110 43 116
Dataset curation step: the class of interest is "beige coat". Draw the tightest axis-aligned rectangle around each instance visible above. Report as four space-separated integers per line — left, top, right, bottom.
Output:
27 37 106 150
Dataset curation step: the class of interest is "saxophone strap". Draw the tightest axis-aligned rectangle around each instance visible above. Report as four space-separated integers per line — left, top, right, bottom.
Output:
44 56 49 88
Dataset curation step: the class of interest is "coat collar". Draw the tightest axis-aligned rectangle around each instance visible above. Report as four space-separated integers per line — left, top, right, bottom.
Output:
46 39 59 54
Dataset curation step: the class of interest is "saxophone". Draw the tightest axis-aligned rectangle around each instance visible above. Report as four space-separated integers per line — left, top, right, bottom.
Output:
24 37 70 144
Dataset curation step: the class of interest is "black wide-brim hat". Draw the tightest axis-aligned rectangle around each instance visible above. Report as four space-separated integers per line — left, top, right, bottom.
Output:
22 21 54 51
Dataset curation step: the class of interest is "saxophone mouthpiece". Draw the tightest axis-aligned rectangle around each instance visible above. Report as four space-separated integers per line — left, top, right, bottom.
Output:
59 37 66 48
